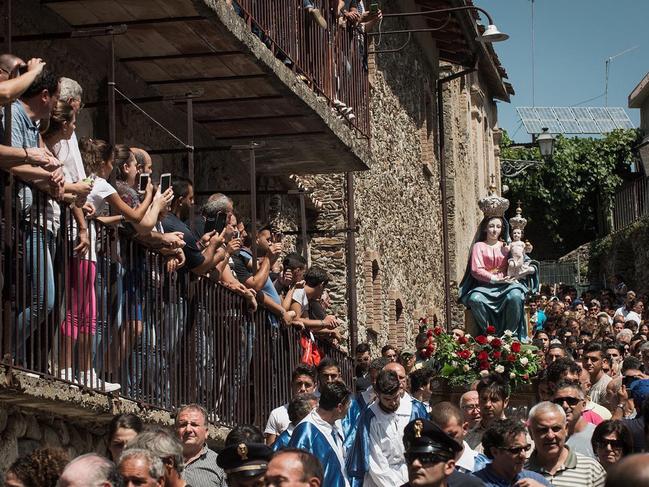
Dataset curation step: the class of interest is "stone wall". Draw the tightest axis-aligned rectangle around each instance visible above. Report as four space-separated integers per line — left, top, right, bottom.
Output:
301 6 448 351
587 217 649 293
0 370 229 471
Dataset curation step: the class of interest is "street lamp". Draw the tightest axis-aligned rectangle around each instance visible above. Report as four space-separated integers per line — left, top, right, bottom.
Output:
536 127 555 158
374 5 509 43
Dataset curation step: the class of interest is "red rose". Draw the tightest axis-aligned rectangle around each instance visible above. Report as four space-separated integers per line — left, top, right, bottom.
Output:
458 350 471 360
486 325 496 334
433 326 443 336
507 354 516 362
479 361 490 370
476 335 488 345
478 351 489 361
490 338 502 349
427 329 433 338
458 336 468 345
492 350 502 359
511 342 522 353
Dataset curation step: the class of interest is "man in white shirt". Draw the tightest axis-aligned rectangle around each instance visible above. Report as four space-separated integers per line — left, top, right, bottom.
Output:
265 364 317 445
582 342 612 407
346 369 428 486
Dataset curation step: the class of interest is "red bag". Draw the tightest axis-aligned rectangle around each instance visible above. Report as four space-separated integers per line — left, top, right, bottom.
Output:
300 331 322 366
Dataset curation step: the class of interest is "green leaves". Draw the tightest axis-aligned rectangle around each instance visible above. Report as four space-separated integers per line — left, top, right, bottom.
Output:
501 129 641 256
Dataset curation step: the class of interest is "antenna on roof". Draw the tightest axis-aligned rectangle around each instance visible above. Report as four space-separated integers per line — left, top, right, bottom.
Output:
605 46 639 106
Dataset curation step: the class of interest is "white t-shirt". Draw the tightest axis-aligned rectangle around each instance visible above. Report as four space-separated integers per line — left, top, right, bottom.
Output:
456 441 480 472
292 288 310 316
53 132 87 184
264 404 290 436
86 176 116 262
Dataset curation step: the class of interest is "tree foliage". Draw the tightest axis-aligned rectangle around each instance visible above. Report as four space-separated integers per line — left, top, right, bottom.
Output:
501 129 641 259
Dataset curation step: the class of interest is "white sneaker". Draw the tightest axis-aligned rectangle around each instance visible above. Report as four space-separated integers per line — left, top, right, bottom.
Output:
79 370 121 393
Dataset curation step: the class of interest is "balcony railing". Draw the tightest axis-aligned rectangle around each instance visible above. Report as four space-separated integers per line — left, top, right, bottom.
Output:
234 0 370 138
611 177 649 232
0 172 352 427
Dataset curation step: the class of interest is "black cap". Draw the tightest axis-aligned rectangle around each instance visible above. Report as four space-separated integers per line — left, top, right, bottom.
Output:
216 442 272 477
402 419 462 459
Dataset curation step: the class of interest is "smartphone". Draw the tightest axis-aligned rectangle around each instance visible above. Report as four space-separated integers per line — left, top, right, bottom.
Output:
160 173 171 193
138 173 150 193
232 230 240 239
204 211 228 234
273 232 284 243
369 2 379 13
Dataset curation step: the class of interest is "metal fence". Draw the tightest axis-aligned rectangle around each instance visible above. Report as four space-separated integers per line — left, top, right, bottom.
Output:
612 177 649 232
234 0 370 137
0 175 352 428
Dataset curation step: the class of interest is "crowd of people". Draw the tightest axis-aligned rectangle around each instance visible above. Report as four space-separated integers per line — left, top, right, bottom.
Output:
0 53 345 395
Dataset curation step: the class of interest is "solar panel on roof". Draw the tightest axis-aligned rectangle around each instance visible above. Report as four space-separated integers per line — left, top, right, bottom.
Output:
589 107 618 133
516 106 634 135
572 107 600 133
553 107 582 133
607 107 635 129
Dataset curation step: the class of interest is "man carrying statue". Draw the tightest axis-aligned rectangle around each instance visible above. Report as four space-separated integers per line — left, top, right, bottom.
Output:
458 185 539 340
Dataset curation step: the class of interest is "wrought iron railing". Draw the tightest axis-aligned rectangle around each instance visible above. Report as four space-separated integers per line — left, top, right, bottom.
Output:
234 0 370 138
612 177 649 232
0 173 352 428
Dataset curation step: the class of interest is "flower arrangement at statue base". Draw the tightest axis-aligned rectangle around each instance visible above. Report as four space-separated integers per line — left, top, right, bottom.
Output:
425 324 540 389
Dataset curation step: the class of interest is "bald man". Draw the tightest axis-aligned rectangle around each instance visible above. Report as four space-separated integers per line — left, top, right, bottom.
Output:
460 390 482 430
605 453 649 487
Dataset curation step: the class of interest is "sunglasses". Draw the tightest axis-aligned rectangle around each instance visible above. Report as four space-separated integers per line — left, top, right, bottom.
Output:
596 439 624 450
499 444 531 455
552 396 581 407
404 452 449 466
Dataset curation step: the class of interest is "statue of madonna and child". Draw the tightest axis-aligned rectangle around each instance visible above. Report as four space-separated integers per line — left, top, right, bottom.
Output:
458 185 539 340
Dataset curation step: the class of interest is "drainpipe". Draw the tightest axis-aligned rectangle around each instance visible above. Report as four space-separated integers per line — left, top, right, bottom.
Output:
437 64 476 330
346 172 358 353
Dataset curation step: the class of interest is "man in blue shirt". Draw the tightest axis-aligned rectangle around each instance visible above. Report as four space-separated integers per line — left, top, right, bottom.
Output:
474 419 550 487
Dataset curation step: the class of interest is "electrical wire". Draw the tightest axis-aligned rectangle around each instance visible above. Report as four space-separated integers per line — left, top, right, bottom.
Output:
114 86 191 149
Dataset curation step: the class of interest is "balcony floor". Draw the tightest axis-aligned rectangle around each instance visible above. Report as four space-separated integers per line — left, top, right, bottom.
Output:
44 0 371 174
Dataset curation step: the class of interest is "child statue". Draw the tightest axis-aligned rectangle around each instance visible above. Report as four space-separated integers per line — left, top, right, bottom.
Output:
507 204 535 280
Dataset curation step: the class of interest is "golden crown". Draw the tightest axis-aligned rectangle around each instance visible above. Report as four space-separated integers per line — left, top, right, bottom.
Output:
478 184 509 218
509 202 527 231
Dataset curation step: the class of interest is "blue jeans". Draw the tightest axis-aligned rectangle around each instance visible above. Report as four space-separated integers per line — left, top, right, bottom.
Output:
16 226 56 364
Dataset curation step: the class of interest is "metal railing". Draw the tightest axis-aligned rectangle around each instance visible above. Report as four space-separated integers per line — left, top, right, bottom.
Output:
234 0 370 137
612 177 649 232
0 174 353 427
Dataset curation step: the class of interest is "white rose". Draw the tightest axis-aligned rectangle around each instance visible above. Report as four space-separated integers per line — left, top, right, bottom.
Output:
504 330 514 337
495 365 505 374
487 335 494 343
520 357 529 366
479 370 489 377
502 344 510 352
465 334 472 339
451 361 458 368
463 364 470 372
510 372 516 379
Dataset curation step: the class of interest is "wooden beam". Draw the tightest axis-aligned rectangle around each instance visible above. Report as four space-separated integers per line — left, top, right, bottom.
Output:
197 113 308 124
70 16 204 29
147 73 267 85
119 51 242 63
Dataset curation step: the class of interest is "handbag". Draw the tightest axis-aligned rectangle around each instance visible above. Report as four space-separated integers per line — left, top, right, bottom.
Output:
300 331 322 366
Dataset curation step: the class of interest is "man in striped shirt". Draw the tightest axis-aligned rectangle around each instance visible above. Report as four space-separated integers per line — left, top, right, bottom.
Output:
526 401 605 487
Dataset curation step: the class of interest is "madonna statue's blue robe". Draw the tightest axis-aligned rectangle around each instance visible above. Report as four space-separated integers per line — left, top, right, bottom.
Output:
346 394 428 487
288 410 350 487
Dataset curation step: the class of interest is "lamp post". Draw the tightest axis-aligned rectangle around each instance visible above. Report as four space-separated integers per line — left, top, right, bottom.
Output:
536 127 555 158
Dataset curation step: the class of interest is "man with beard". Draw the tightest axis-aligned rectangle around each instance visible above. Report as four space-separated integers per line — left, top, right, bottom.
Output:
347 370 428 486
